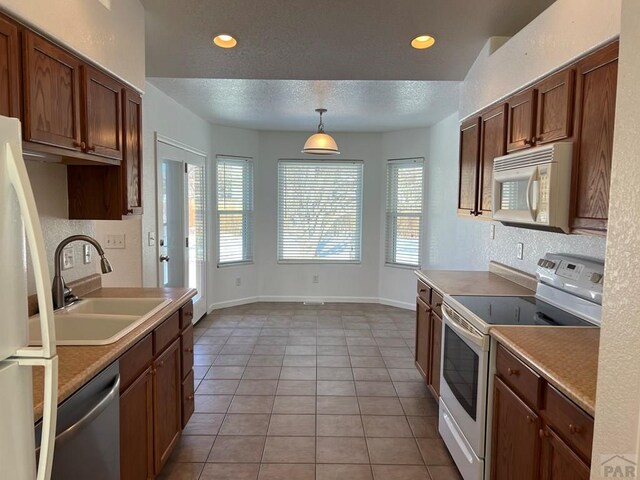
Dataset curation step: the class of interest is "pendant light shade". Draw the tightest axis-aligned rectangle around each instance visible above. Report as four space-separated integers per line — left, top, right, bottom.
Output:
302 109 340 155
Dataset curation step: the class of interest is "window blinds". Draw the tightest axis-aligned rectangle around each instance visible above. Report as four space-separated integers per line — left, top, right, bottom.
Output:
216 156 254 265
385 158 424 267
278 160 363 262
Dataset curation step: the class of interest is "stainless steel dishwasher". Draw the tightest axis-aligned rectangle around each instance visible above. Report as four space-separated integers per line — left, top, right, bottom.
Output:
35 361 120 480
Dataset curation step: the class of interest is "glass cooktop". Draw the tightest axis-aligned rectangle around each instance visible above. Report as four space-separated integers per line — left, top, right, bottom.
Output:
449 295 595 327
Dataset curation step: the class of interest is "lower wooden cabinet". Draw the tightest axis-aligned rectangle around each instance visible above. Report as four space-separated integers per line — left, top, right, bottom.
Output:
428 311 442 398
540 426 590 480
415 280 443 401
120 367 154 480
415 297 431 380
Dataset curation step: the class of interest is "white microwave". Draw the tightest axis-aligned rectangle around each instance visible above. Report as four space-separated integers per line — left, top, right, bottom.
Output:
492 142 573 233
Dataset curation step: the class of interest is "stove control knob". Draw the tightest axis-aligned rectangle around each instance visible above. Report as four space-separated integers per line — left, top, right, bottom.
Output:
537 259 545 267
591 273 603 284
546 261 556 269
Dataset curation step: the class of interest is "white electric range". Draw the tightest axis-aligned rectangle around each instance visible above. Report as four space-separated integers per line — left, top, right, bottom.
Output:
438 253 603 480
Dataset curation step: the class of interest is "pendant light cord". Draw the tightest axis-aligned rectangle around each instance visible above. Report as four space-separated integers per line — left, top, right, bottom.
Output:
317 110 325 133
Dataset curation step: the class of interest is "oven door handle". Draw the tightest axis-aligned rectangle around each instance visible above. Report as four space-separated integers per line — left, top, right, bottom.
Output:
526 168 539 221
442 304 486 350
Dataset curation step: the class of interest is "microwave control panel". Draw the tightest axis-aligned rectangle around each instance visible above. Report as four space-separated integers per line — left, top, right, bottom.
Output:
536 253 604 304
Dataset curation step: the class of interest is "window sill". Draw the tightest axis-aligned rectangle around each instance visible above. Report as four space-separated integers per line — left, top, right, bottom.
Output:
384 262 421 270
217 261 254 268
277 260 362 265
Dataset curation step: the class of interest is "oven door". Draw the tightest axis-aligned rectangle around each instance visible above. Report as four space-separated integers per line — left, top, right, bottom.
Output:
440 303 490 458
492 164 545 225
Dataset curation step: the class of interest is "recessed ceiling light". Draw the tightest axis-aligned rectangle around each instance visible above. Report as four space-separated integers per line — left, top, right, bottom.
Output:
213 34 237 49
411 35 435 50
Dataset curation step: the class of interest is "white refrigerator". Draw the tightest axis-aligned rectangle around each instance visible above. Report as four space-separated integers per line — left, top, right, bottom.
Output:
0 115 58 480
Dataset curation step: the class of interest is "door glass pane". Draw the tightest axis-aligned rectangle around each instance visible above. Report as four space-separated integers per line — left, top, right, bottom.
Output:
500 179 529 211
187 163 205 304
443 325 479 420
161 159 185 287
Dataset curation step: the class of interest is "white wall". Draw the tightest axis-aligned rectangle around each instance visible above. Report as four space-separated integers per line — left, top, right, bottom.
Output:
0 0 145 91
94 218 142 287
591 0 640 472
460 0 621 118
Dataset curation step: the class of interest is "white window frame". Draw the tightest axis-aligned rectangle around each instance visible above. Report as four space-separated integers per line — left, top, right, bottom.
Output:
277 159 364 264
384 157 425 269
216 155 254 267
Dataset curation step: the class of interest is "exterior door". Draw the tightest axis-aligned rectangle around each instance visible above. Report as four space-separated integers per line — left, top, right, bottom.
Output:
157 138 207 321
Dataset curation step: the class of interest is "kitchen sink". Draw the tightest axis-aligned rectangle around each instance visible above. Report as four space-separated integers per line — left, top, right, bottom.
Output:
29 298 172 346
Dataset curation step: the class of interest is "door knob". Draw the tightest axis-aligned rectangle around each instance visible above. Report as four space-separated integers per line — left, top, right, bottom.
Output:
160 254 170 263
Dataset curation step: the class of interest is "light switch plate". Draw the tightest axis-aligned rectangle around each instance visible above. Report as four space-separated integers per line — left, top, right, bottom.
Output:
62 246 74 270
517 242 524 260
104 234 126 249
83 244 91 264
148 231 156 247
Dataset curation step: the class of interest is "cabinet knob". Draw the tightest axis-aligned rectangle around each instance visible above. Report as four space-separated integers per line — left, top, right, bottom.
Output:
127 208 134 214
73 140 86 150
86 144 96 152
526 415 534 424
469 210 475 216
158 360 164 367
538 428 548 438
188 394 194 401
507 367 520 376
569 424 581 434
524 138 534 146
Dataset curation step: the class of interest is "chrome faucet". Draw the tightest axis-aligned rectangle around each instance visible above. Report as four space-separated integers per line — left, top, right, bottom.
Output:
52 235 113 310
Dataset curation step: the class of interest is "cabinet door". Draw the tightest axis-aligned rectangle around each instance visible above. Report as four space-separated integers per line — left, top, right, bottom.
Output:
490 377 540 480
120 367 154 480
181 323 194 380
415 297 431 382
153 338 182 474
478 104 507 215
570 42 618 233
428 311 442 398
83 66 123 160
540 426 590 480
536 69 575 144
458 117 481 215
23 31 82 150
506 88 536 152
0 15 20 118
122 88 143 215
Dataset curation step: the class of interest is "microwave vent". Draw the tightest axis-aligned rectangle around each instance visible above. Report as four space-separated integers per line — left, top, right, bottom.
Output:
493 142 573 172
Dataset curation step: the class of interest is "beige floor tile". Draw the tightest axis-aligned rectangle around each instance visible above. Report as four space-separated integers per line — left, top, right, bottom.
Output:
379 347 412 358
316 464 373 480
317 367 353 380
316 396 361 414
252 345 287 355
316 415 364 436
207 436 266 463
220 345 255 355
348 346 381 356
280 366 317 380
213 354 251 366
272 395 316 414
248 355 284 367
366 438 424 465
169 435 215 462
350 356 387 368
219 414 271 435
197 379 240 395
283 355 317 367
195 395 233 413
358 397 404 415
355 381 398 397
285 346 316 355
394 382 429 398
383 357 416 369
317 380 356 396
205 366 245 380
268 414 316 436
228 395 275 414
258 463 315 480
362 416 413 437
157 462 204 480
407 416 439 438
262 436 316 463
352 368 391 382
372 465 430 480
276 380 316 396
236 380 279 396
199 463 260 480
316 336 347 346
388 368 424 382
242 367 282 380
318 346 350 356
428 466 463 480
193 366 210 380
398 397 438 416
416 438 455 466
316 437 370 464
194 354 217 366
182 413 224 436
317 356 351 367
287 336 317 346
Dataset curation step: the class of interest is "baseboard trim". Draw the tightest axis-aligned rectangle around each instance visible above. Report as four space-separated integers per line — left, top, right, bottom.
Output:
208 295 414 312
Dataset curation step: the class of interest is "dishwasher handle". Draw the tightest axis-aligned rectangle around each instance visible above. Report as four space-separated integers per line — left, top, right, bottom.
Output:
56 374 120 445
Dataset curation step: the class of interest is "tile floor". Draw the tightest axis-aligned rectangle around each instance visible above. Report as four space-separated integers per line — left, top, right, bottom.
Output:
159 302 462 480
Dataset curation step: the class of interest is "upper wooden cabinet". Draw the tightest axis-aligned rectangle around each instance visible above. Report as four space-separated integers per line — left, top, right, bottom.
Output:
23 30 83 152
478 104 507 216
570 42 618 234
122 88 143 215
506 89 536 152
0 14 20 119
83 66 123 161
458 117 481 215
536 69 575 145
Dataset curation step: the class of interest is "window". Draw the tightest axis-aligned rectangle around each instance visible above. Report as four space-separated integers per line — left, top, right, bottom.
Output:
278 160 363 262
216 156 254 265
385 158 424 267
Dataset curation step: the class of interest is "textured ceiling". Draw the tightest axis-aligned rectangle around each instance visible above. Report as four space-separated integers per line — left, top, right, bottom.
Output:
147 78 461 131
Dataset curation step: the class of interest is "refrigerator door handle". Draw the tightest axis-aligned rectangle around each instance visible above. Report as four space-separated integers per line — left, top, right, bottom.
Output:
19 356 58 480
4 141 56 359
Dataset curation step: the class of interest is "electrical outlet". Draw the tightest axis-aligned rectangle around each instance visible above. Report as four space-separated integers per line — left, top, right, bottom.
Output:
312 275 319 284
148 231 156 247
517 242 524 260
62 246 74 270
490 224 495 240
235 278 241 287
83 244 92 264
104 234 126 249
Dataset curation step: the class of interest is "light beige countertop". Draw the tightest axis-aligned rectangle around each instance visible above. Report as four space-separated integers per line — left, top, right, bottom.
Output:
32 287 196 421
415 269 535 296
490 326 599 416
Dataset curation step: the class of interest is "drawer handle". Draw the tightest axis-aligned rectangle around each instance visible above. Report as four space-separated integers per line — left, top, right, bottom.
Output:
419 289 427 293
569 424 582 435
507 367 520 376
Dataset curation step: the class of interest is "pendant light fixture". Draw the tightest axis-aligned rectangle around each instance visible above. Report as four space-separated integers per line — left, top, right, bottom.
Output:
302 108 340 155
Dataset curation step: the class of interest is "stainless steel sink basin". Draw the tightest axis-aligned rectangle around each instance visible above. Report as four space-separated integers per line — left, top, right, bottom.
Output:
29 297 172 346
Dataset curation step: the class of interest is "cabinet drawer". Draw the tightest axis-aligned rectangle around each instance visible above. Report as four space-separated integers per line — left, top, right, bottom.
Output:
119 334 153 392
417 280 431 304
496 343 541 409
181 323 194 380
431 290 443 317
542 383 594 462
154 311 180 355
182 369 195 429
180 301 194 330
